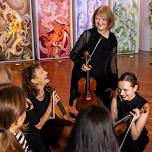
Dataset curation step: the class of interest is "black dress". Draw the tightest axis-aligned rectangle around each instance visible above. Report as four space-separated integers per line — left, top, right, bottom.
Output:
69 28 118 108
25 87 51 152
117 93 149 152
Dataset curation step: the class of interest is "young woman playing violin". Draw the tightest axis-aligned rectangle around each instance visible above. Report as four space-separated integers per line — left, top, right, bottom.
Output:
22 64 77 152
69 5 118 109
111 72 149 152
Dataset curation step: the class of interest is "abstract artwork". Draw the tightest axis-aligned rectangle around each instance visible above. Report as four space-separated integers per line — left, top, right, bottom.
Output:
35 0 71 59
0 0 34 62
112 0 139 53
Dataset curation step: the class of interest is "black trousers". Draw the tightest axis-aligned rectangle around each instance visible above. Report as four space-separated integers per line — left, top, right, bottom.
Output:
26 127 49 152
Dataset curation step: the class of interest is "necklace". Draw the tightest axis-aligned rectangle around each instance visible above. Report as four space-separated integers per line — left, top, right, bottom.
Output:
97 29 109 38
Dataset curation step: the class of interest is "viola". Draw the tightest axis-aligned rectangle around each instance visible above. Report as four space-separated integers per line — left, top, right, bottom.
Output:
55 100 77 122
76 51 101 112
115 106 147 151
47 85 77 122
114 106 147 136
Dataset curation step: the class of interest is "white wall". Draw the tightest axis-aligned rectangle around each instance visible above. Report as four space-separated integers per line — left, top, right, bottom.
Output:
139 0 151 51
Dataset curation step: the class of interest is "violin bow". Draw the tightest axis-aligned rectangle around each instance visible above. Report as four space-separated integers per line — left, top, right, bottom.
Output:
115 105 147 150
86 36 102 65
119 114 136 151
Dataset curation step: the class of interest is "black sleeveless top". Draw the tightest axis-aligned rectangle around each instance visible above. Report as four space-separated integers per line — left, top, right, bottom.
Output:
26 86 51 126
117 93 149 152
117 93 147 120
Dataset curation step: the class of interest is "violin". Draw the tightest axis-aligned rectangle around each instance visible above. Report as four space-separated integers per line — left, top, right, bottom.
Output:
115 106 147 151
55 101 77 122
76 51 101 112
114 106 147 136
47 85 77 122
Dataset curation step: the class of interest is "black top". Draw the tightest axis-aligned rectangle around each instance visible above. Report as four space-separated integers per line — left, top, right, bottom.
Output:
117 93 147 120
26 88 51 126
69 28 118 107
70 28 118 77
117 93 149 152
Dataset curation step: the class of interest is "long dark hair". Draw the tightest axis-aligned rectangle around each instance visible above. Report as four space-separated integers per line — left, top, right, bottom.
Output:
22 63 40 97
0 84 26 152
67 105 119 152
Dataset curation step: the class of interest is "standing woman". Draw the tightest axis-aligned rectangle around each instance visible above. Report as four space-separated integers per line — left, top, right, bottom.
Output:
69 5 118 108
111 72 149 152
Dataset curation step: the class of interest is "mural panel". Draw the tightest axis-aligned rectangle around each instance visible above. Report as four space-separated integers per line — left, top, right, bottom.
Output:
0 0 34 62
112 0 139 53
36 0 71 59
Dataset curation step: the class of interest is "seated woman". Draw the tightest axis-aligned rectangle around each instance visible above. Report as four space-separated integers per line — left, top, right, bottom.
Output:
0 84 30 152
22 64 76 152
111 72 149 152
67 105 119 152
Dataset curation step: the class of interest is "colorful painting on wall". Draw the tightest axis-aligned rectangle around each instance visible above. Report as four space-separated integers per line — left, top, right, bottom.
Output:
36 0 71 59
112 0 139 53
73 0 108 42
0 0 34 62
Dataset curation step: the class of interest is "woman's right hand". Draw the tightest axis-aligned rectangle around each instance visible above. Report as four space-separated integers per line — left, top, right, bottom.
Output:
81 63 92 72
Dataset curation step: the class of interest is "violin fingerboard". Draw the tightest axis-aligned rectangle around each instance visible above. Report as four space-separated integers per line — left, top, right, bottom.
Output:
57 101 67 116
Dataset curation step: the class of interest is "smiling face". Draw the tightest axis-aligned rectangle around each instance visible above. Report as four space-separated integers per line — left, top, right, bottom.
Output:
92 6 114 30
118 80 138 101
32 66 49 87
95 14 108 32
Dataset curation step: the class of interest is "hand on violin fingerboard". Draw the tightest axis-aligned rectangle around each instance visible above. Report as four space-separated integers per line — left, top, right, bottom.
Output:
52 91 60 104
130 106 147 122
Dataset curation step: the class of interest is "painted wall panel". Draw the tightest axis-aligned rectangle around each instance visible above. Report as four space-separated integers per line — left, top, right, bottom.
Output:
0 0 34 62
112 0 140 53
34 0 72 59
139 0 151 51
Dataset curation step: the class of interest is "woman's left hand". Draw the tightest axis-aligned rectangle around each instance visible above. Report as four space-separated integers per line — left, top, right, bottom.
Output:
52 91 60 104
130 108 140 122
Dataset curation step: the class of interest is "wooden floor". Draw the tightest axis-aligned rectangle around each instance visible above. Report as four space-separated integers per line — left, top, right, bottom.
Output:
2 51 152 152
